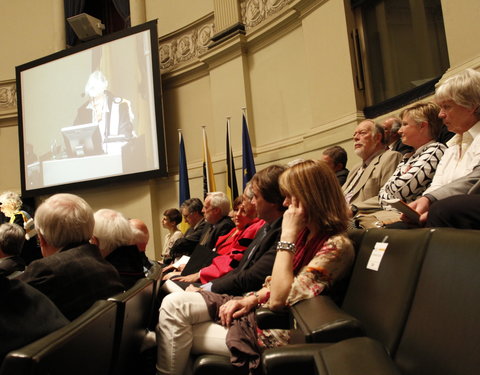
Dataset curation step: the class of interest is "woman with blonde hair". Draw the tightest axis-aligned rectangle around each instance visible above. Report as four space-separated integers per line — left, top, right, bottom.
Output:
379 102 447 207
155 160 354 375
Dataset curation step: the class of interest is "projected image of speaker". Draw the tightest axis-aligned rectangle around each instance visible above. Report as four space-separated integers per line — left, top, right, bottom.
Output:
16 21 167 195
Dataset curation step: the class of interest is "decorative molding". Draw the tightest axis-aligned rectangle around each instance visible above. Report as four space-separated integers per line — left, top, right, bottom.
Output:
159 0 300 75
0 80 17 127
158 13 215 74
240 0 294 30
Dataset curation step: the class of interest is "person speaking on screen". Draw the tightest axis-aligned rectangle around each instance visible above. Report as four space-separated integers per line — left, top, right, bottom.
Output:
74 70 135 154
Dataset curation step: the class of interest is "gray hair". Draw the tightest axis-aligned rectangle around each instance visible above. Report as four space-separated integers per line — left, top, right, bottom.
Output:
35 193 94 249
0 191 23 215
93 209 133 257
206 192 231 217
0 223 25 256
180 198 203 215
85 71 108 98
435 68 480 118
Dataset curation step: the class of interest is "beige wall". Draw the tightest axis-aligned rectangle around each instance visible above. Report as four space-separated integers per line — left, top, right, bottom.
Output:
1 0 480 260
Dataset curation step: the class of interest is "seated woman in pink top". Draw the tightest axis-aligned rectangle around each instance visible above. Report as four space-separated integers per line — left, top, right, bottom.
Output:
175 188 264 284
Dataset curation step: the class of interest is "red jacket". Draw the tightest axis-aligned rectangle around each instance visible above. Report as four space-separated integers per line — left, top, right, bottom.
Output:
199 218 265 283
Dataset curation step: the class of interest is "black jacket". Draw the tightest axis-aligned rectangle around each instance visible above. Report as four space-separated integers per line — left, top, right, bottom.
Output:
211 216 283 296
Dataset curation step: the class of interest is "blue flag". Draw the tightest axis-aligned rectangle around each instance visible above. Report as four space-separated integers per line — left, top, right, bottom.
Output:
178 132 190 206
242 112 256 189
226 119 239 207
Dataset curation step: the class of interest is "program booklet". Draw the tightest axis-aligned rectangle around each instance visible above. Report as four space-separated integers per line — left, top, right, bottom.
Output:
384 198 421 224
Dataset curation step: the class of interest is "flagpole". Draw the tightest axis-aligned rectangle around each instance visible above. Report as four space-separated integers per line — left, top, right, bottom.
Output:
241 107 256 189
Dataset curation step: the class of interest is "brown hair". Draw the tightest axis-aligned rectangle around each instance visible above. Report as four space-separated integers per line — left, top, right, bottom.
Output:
279 159 349 235
163 208 182 225
250 164 287 211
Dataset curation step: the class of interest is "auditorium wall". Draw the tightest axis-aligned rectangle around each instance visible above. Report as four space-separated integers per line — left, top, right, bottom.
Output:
1 0 479 260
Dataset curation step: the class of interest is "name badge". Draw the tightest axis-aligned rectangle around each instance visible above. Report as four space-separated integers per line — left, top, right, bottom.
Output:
367 242 388 271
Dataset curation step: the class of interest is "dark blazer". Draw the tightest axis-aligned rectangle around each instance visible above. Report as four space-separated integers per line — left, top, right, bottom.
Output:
0 276 68 365
0 255 25 278
202 216 235 251
106 245 145 290
170 218 208 259
211 216 283 296
336 168 349 186
19 243 124 320
390 139 414 155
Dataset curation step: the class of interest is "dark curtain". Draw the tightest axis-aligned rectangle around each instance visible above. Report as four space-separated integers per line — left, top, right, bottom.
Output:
64 0 86 47
112 0 130 25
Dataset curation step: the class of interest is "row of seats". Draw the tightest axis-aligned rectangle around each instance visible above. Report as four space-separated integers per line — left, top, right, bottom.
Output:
0 262 163 375
262 227 480 375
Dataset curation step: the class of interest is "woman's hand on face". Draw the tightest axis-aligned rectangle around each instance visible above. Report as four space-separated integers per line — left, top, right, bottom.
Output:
218 295 258 327
281 196 306 242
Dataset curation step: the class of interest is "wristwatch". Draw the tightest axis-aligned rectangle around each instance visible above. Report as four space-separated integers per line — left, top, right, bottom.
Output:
276 241 296 254
350 204 359 217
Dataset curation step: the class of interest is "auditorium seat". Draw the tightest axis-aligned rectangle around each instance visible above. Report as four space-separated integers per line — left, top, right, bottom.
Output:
263 228 480 375
109 277 155 375
0 300 117 375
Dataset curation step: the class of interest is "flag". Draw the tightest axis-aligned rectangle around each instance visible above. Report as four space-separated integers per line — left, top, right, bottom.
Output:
242 110 256 189
225 118 239 207
178 130 190 206
202 126 216 198
178 130 190 233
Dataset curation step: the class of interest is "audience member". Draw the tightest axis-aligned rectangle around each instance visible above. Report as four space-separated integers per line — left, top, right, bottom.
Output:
155 160 354 375
198 192 235 249
161 208 182 263
166 186 264 289
0 275 69 366
92 209 145 289
167 198 206 263
357 102 446 227
322 145 349 185
0 223 26 278
406 68 480 224
382 117 414 154
342 120 402 215
163 192 235 279
130 218 154 270
0 191 41 264
194 164 286 296
19 193 124 320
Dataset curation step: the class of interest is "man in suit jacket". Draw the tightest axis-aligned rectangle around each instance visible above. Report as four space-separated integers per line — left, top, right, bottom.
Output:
0 223 26 278
382 117 414 155
162 192 234 281
343 120 402 214
0 275 69 365
199 165 286 295
19 193 124 320
167 198 207 261
92 209 145 290
322 146 350 186
198 191 235 251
